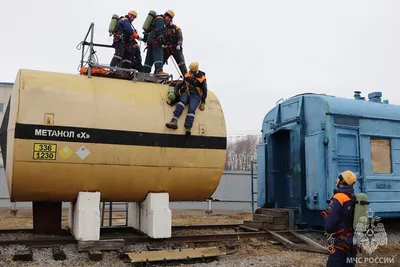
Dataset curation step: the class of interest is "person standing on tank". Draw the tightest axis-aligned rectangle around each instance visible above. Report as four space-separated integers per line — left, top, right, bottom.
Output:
110 10 140 69
165 62 207 136
142 10 175 76
323 170 358 267
162 15 187 77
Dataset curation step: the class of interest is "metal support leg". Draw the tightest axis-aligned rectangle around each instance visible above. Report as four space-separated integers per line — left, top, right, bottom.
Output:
250 160 255 214
109 202 113 227
88 23 94 78
289 208 295 229
101 202 105 227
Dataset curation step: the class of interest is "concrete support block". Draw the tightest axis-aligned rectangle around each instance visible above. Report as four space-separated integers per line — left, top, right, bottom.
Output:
68 191 101 241
127 202 140 229
127 193 171 239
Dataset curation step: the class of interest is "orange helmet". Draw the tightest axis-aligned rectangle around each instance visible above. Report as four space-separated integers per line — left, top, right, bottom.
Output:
128 10 137 17
165 10 175 18
339 170 357 185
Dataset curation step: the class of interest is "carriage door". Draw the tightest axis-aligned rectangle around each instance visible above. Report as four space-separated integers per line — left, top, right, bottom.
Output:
333 126 361 194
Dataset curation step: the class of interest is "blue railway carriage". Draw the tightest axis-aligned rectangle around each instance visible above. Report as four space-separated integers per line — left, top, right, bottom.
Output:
256 91 400 227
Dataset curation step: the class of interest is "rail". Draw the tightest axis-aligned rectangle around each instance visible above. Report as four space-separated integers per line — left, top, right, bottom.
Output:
0 227 328 254
78 22 173 83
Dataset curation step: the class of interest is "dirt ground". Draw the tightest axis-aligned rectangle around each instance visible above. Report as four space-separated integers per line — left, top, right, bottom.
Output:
0 208 254 229
0 208 398 267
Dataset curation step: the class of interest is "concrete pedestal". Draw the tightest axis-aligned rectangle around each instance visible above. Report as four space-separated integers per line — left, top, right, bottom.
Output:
127 192 171 238
68 191 101 241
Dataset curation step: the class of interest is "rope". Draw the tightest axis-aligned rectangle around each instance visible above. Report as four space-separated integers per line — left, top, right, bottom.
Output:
76 41 99 72
171 55 183 79
163 45 183 79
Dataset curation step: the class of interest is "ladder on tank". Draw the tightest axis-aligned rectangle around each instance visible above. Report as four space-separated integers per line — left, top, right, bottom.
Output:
100 202 128 227
250 160 257 213
78 22 174 83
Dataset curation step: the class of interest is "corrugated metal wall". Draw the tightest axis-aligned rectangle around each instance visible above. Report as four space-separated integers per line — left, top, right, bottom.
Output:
170 170 257 211
0 167 257 211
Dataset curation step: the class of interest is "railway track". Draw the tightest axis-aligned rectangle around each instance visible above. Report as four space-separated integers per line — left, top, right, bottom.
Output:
0 224 328 255
0 223 242 235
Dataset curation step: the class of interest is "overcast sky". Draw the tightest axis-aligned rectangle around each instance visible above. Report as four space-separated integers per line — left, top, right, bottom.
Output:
1 1 399 136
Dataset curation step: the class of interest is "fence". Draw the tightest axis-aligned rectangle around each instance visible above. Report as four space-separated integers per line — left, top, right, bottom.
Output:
0 167 257 212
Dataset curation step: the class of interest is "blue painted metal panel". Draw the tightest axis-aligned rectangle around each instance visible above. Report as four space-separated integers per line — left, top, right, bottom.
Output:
260 91 400 228
259 96 305 211
333 126 361 194
320 94 400 122
305 131 327 210
0 82 13 86
281 100 299 122
360 136 400 214
256 144 266 207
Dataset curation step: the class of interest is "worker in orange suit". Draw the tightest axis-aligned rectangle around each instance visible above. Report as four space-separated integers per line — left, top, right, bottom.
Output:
110 10 140 69
165 62 207 136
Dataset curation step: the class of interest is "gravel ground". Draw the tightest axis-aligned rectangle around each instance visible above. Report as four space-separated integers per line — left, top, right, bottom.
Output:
172 228 237 236
0 237 398 266
0 233 67 241
0 241 328 267
0 209 398 266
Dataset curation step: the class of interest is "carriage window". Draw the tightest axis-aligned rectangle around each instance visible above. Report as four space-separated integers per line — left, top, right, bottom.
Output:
370 138 392 174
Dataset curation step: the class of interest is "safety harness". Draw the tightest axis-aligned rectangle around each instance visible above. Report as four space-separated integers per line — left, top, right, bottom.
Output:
325 191 357 254
113 17 139 51
144 15 165 51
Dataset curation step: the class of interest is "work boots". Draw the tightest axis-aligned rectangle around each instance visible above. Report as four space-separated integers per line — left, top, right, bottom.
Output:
166 118 178 129
155 68 169 76
185 126 191 137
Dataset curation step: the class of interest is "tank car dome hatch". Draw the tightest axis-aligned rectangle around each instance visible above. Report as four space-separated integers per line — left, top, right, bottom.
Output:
0 69 227 203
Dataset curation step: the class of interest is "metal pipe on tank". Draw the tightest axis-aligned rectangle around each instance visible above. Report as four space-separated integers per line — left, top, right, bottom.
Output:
353 91 361 100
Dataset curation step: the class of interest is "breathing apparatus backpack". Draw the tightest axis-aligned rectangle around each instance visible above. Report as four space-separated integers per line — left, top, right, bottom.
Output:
142 10 157 33
325 192 369 234
352 193 369 229
108 14 121 36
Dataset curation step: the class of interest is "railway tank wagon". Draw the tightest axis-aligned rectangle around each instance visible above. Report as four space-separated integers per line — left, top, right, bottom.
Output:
256 91 400 228
0 69 227 238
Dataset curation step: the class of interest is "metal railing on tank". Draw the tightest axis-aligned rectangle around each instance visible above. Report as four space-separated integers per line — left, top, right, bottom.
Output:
77 22 174 83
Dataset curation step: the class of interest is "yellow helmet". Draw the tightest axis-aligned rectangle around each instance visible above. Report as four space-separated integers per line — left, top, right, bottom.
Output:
128 10 137 17
189 62 199 72
339 170 357 185
165 10 175 18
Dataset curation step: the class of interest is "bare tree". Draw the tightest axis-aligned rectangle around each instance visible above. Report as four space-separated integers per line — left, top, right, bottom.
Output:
225 135 262 171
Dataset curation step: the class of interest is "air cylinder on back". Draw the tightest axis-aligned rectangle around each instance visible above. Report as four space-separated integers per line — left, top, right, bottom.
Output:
142 10 157 32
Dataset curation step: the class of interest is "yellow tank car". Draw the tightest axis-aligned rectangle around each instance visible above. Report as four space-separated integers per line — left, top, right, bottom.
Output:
0 69 227 202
